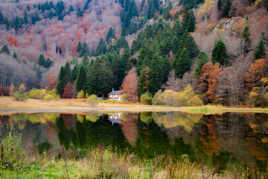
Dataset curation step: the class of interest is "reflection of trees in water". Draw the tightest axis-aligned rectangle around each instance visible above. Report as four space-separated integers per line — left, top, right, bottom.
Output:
1 112 267 175
198 113 268 175
56 114 132 155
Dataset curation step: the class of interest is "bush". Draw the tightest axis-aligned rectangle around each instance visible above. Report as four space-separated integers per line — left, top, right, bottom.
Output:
140 92 152 105
44 89 59 100
77 90 85 98
87 94 99 107
152 85 203 106
29 89 46 99
121 94 128 103
18 84 26 93
13 91 28 101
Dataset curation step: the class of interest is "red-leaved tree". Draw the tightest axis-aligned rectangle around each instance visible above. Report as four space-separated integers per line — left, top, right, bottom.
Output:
121 67 138 102
62 83 74 98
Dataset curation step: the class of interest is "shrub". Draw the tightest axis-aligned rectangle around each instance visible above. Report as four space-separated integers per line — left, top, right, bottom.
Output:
152 85 203 106
13 91 28 101
29 89 46 99
140 92 152 105
77 90 85 98
121 94 128 103
87 94 99 107
44 89 59 100
18 84 26 93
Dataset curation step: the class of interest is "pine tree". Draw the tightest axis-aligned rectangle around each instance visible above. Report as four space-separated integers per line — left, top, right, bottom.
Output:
64 62 72 83
149 55 170 94
182 10 196 32
137 67 150 97
106 27 116 43
95 38 107 56
38 54 46 66
71 64 79 82
56 67 65 96
194 52 209 78
76 65 87 91
212 40 228 66
1 45 10 54
254 40 266 59
242 26 251 54
181 32 200 58
173 48 191 78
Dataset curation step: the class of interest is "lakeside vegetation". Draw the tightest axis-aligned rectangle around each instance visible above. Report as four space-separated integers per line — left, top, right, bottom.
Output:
0 133 245 179
1 112 267 178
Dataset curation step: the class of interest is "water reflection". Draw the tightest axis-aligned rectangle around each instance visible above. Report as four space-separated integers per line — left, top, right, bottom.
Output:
0 112 267 176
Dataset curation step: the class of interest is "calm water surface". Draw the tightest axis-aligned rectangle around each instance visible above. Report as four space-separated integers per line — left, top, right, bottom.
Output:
0 112 267 177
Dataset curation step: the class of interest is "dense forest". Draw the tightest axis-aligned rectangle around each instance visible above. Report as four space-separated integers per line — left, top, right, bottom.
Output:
0 0 268 106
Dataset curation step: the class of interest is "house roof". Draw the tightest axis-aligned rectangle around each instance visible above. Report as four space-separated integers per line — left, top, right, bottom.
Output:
108 90 121 95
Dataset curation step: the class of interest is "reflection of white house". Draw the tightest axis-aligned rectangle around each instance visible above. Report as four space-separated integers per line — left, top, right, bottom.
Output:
108 89 122 101
108 113 122 124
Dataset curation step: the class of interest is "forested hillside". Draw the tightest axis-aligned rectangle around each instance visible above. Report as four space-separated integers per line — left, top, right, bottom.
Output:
1 0 268 106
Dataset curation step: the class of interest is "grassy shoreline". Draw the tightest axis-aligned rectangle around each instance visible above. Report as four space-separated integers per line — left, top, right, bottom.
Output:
1 97 268 114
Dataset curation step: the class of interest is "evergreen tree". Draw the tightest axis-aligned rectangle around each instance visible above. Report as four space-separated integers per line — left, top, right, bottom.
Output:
76 65 87 91
64 62 72 83
212 40 228 66
137 67 149 97
182 10 196 32
56 62 72 97
86 60 113 96
106 27 116 43
194 52 209 78
1 45 10 54
82 55 89 66
56 67 65 96
173 48 191 78
254 40 266 59
149 55 170 94
181 32 200 58
38 54 46 66
242 26 251 54
24 12 28 24
71 64 79 82
95 38 107 56
218 0 232 18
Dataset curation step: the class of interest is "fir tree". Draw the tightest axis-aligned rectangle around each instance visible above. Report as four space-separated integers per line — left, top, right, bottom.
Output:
95 38 107 56
76 65 87 91
182 10 196 32
242 26 251 54
149 55 170 94
254 40 266 59
194 52 209 78
56 67 66 96
106 27 116 43
1 45 10 54
212 40 228 66
173 48 191 78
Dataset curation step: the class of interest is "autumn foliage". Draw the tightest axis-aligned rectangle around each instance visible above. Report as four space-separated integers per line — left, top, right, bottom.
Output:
62 83 74 99
245 59 268 90
121 67 138 102
199 62 222 103
47 74 56 90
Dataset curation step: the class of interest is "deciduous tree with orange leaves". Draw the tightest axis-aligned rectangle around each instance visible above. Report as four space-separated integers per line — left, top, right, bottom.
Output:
199 62 222 103
47 74 56 90
244 59 268 90
121 67 138 102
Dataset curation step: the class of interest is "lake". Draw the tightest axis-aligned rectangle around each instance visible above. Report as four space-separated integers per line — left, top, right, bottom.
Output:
0 112 267 178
